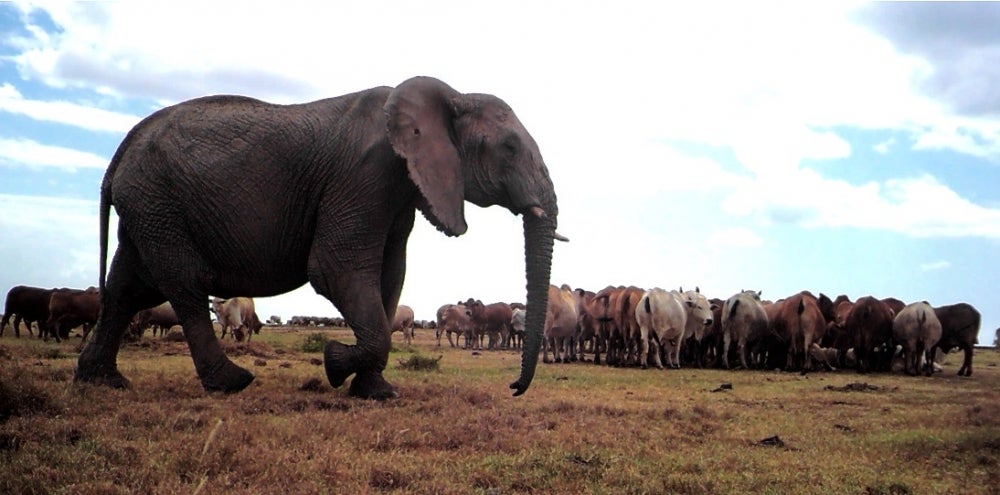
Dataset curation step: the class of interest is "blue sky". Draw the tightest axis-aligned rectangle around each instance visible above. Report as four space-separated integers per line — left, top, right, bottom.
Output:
1 2 997 346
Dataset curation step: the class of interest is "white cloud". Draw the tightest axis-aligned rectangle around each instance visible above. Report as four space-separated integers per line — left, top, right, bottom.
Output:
919 260 951 272
0 137 107 171
0 83 140 133
707 227 764 249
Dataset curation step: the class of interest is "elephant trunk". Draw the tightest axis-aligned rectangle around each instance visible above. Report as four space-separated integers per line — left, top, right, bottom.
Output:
510 210 555 396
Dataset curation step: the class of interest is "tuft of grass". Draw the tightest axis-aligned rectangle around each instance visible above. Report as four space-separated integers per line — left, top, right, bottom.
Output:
396 353 442 372
0 367 61 421
300 332 328 353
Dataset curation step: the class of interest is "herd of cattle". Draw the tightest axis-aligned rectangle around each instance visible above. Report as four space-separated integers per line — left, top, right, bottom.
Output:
0 285 263 343
1 283 983 377
433 284 983 377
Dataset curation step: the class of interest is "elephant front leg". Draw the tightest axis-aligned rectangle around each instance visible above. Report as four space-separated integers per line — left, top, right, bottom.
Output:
313 268 396 400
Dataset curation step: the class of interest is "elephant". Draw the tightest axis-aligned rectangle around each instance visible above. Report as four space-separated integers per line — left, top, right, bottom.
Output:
74 76 563 399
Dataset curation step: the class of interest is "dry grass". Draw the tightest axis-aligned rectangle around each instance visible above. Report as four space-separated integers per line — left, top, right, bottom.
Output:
1 327 998 494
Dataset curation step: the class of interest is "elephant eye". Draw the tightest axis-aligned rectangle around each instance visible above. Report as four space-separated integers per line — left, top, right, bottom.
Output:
501 134 520 156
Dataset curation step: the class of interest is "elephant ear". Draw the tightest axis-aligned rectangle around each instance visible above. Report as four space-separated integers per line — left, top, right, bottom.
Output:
385 76 467 237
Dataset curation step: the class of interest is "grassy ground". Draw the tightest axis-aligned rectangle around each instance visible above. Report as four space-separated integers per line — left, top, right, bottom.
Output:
1 327 997 494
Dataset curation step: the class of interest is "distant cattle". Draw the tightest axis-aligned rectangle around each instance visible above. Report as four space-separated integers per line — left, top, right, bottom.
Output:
130 302 181 338
436 304 474 348
390 305 415 345
47 287 100 342
2 285 54 338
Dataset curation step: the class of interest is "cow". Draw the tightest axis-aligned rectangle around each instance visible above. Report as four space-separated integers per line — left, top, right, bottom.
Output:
510 307 526 350
210 297 262 342
770 291 826 372
809 343 840 371
465 299 514 350
572 288 602 363
542 284 578 363
931 303 980 377
635 288 686 369
592 286 624 365
721 290 769 370
47 287 100 342
2 285 56 339
846 296 896 373
130 302 181 338
679 289 716 367
436 304 475 348
390 305 415 345
893 301 942 376
818 293 854 355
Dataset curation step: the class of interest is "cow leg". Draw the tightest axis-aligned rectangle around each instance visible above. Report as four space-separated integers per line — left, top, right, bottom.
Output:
959 346 973 377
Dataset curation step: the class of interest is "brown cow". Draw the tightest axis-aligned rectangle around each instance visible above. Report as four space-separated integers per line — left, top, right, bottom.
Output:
931 303 980 377
465 299 514 350
130 302 181 338
2 285 54 338
47 287 100 342
436 304 474 348
846 296 895 373
770 291 826 372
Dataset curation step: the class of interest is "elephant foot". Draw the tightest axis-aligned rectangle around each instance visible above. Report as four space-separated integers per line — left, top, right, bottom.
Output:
201 358 255 393
349 370 398 400
323 340 358 388
74 363 131 389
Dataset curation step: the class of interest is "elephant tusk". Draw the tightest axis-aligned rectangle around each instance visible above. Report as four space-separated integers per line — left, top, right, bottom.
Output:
529 206 548 220
553 231 569 242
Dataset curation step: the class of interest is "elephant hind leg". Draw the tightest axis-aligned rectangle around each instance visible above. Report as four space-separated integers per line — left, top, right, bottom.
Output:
76 243 164 389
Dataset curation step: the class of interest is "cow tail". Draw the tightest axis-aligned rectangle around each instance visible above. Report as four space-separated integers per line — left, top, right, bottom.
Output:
728 299 741 320
644 295 651 314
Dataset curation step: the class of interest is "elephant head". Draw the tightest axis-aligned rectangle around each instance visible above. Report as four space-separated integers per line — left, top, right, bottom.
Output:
385 77 563 395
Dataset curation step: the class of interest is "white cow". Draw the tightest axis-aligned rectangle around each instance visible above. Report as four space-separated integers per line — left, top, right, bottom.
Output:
721 290 769 369
893 301 942 376
543 284 579 363
635 288 687 369
390 305 415 345
211 297 261 342
680 289 716 359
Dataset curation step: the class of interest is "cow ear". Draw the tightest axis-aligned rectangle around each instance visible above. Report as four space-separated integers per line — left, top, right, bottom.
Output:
385 76 468 237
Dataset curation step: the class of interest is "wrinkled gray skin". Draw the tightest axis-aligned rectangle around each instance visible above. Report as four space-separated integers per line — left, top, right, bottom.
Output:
75 77 560 399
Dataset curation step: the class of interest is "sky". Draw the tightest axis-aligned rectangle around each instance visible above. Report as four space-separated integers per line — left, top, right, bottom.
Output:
1 1 997 346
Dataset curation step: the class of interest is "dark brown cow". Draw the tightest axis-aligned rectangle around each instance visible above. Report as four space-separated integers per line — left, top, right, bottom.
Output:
881 297 906 316
846 296 895 373
1 285 54 338
47 287 100 342
819 294 854 356
931 303 980 377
